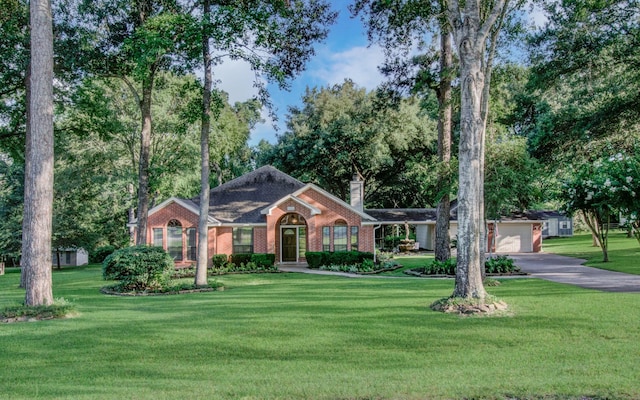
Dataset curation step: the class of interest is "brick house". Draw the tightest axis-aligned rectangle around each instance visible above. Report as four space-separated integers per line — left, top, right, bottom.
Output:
138 165 542 267
140 166 376 266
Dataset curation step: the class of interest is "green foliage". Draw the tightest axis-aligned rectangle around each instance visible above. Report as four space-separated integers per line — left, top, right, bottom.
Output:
90 245 117 264
560 151 640 260
484 134 543 218
260 80 438 208
305 251 374 269
229 253 252 266
422 257 457 275
484 256 520 274
0 155 23 263
210 253 277 274
304 252 325 269
251 253 276 269
526 1 640 163
102 246 174 291
419 256 519 275
211 254 228 269
1 298 74 321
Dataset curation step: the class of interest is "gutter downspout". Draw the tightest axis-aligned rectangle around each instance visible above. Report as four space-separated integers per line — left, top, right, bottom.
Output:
373 225 382 263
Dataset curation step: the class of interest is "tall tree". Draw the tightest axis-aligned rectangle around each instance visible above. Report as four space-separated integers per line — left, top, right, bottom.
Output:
195 0 213 287
352 0 457 260
61 0 201 245
434 14 454 262
22 0 54 306
190 0 335 284
0 0 29 160
355 0 517 299
444 0 512 299
525 0 640 165
261 80 437 207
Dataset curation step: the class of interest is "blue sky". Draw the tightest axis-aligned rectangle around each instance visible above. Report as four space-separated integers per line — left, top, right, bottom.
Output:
213 3 546 146
213 3 385 145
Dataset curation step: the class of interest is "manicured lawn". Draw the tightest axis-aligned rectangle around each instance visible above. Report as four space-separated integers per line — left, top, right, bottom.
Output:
543 232 640 275
384 253 433 276
1 265 639 399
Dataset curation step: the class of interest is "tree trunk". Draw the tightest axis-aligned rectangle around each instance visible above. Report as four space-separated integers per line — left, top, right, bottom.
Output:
195 0 212 287
128 183 136 244
136 79 154 245
20 61 30 289
22 0 54 306
435 15 453 263
479 2 508 281
446 0 506 299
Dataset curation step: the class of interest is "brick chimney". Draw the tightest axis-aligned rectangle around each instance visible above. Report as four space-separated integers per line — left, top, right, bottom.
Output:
350 174 364 212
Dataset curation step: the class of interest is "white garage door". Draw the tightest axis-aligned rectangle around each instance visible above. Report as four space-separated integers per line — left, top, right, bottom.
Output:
496 224 532 253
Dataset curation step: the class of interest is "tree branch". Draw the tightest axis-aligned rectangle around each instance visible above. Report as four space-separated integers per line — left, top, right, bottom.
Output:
476 0 507 51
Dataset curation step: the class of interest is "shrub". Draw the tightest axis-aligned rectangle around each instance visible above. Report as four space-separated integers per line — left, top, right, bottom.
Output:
305 252 325 269
422 258 457 275
419 256 520 275
90 245 116 264
485 255 520 274
360 258 375 272
210 253 277 274
211 254 228 269
102 246 174 291
251 253 276 269
305 251 373 268
229 253 252 266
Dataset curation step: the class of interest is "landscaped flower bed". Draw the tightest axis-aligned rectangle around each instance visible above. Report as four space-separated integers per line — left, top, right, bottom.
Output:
404 255 527 277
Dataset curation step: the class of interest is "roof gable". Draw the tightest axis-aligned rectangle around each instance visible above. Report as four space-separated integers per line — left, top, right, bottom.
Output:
261 194 322 216
294 184 377 221
191 165 306 224
146 197 219 225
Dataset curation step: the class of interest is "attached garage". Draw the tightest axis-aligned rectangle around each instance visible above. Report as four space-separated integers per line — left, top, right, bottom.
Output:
493 223 534 253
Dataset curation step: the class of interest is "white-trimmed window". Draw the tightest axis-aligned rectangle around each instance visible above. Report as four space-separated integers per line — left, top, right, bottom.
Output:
167 220 183 261
186 228 197 261
153 228 163 247
322 227 331 252
350 226 359 251
334 220 348 252
233 227 253 254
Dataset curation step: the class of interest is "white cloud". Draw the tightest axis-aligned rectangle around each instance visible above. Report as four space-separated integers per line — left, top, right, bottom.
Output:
313 45 386 90
212 58 262 104
528 2 548 28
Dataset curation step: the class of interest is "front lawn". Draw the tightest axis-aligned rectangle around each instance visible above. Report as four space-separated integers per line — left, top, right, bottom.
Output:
544 232 640 275
1 265 639 399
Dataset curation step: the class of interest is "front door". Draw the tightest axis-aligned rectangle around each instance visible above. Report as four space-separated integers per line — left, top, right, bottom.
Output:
282 228 297 262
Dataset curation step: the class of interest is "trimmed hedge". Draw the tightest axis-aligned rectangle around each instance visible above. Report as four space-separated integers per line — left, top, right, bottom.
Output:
211 253 276 274
305 251 374 269
212 254 228 269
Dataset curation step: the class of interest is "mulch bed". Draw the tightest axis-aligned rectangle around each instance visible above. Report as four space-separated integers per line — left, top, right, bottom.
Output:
404 268 529 278
100 286 221 296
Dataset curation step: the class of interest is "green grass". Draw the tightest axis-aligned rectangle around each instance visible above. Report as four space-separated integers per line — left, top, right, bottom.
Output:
1 265 639 399
544 232 640 275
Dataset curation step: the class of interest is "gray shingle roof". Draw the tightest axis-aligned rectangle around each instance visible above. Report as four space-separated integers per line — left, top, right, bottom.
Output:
191 165 306 224
364 208 439 223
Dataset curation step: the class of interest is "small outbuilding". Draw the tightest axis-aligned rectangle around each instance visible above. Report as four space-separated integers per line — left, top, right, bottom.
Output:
527 210 574 238
52 248 89 267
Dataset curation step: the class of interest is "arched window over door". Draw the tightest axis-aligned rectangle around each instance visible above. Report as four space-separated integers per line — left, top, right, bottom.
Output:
167 219 183 261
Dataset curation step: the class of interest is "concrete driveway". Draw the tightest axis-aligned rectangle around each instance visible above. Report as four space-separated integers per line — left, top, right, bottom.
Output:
509 253 640 293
